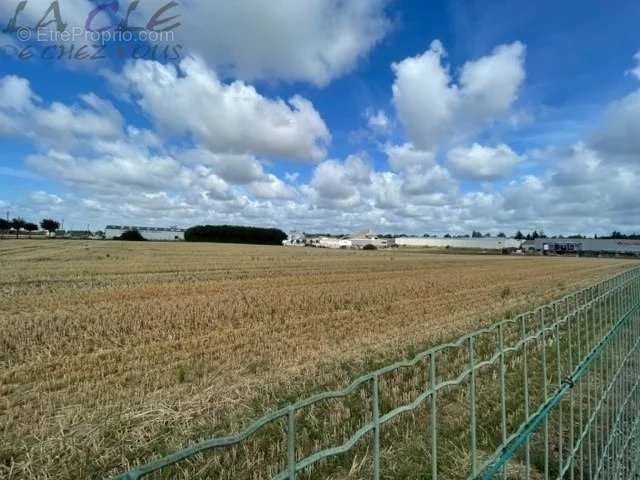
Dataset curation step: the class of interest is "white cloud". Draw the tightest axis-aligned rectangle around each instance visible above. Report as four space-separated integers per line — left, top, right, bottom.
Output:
249 174 297 200
629 52 640 80
179 149 267 185
1 0 391 87
0 75 36 112
7 50 640 237
367 109 391 133
385 143 435 171
0 76 123 149
447 144 523 180
30 191 63 205
402 164 457 197
134 0 391 86
551 143 602 186
34 94 124 149
0 0 94 37
26 150 185 192
591 90 640 159
392 40 525 149
120 57 331 162
306 155 372 209
285 172 300 183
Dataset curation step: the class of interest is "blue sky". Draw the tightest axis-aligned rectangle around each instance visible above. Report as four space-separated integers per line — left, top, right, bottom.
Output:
1 0 639 235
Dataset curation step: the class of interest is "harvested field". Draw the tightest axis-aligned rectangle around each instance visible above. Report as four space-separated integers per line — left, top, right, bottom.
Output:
0 240 635 479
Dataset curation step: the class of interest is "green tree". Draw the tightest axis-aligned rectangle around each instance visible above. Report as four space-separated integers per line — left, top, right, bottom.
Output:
497 232 506 238
40 219 60 236
0 218 8 240
11 218 26 239
25 222 38 238
514 230 524 240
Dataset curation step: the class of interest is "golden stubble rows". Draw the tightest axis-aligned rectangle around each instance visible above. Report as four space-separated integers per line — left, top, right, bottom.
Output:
0 240 635 479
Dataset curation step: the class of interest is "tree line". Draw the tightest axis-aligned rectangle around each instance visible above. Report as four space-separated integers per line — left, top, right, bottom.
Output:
0 218 60 238
185 225 287 245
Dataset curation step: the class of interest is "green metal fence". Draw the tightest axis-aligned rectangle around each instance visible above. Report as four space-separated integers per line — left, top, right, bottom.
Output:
115 267 640 480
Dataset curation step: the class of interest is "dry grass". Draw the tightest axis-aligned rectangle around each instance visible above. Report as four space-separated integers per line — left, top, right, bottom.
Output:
0 240 635 479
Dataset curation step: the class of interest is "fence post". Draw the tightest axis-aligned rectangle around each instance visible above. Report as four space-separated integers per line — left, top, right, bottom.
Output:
498 324 507 459
540 307 550 479
287 406 296 480
430 353 438 480
469 336 477 476
371 375 381 480
520 314 531 479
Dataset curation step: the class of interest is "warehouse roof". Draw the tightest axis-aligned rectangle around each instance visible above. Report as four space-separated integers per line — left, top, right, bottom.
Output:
106 226 185 232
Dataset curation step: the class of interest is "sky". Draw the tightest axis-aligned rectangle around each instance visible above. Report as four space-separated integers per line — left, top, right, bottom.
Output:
0 0 639 236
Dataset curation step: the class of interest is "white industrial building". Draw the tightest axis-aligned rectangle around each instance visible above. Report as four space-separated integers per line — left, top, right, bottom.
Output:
348 229 394 249
531 238 640 255
350 237 395 249
282 230 526 251
395 237 523 250
316 238 353 249
105 225 185 241
282 231 306 247
283 229 395 249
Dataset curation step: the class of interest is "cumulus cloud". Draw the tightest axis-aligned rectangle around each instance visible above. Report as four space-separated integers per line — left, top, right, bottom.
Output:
1 72 308 230
629 52 640 80
179 148 267 185
30 191 63 205
7 48 640 237
590 90 640 159
0 75 36 112
402 164 456 197
249 174 297 200
133 0 391 86
392 40 525 149
0 0 93 36
120 57 331 162
0 76 123 149
26 149 185 192
498 144 640 232
1 0 390 87
367 109 391 133
385 143 435 171
550 143 602 186
447 144 523 180
305 155 372 209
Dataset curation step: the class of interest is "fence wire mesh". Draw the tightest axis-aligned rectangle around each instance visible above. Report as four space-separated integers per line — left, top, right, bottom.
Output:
115 267 640 480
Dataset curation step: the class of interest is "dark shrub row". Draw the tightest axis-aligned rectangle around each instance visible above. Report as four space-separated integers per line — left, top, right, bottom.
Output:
185 225 287 245
116 230 146 241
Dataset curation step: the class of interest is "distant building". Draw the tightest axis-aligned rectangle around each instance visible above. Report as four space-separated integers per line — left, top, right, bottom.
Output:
342 229 395 249
284 229 395 249
53 230 92 239
105 226 185 241
395 237 523 250
348 229 377 240
317 238 353 249
531 238 640 256
282 231 306 246
350 237 395 249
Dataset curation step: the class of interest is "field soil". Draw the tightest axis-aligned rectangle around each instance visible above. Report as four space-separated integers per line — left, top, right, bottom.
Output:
0 240 635 479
